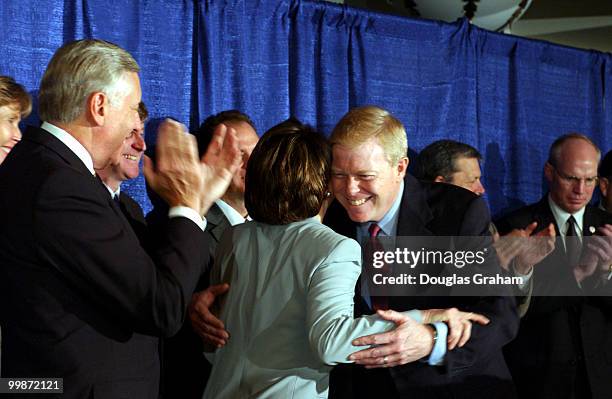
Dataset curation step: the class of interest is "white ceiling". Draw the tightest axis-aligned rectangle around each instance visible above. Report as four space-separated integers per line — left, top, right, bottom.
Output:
336 0 612 53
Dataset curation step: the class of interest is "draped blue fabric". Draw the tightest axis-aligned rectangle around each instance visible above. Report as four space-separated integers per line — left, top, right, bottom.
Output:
1 0 610 216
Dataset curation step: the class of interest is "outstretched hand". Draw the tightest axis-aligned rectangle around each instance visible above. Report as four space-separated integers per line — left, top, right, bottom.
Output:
348 310 434 368
420 307 489 349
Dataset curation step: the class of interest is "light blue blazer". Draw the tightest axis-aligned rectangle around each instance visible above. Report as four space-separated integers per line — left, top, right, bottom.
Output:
203 217 421 399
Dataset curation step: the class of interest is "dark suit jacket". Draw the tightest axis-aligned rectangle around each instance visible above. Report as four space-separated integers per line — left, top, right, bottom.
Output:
326 175 519 399
117 192 148 249
161 203 231 399
0 126 209 399
495 197 612 399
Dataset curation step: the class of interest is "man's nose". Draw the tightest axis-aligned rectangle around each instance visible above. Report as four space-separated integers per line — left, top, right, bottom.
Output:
573 179 586 194
346 177 360 196
132 131 146 152
11 125 22 142
473 180 485 196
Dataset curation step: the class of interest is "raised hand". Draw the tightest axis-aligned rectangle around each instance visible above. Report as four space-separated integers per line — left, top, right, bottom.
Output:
144 119 204 213
199 123 241 215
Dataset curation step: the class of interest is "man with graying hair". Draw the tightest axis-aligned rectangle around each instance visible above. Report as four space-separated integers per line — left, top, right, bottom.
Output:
0 39 240 399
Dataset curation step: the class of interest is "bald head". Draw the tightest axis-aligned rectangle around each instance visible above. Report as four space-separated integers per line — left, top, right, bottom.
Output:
545 135 600 213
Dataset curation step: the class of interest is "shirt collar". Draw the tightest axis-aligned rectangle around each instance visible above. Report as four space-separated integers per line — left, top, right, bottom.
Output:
215 199 247 226
548 194 585 237
357 180 404 239
41 121 95 175
103 183 121 199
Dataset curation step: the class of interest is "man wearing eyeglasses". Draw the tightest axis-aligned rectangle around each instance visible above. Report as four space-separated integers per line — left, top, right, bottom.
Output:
496 133 612 399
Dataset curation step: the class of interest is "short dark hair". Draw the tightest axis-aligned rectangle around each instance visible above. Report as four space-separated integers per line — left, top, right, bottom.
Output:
137 101 148 122
196 110 255 156
0 76 32 118
415 139 481 181
245 118 330 225
599 149 612 179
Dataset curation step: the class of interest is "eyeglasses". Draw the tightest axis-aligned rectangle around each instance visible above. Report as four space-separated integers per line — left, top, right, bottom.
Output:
553 167 598 187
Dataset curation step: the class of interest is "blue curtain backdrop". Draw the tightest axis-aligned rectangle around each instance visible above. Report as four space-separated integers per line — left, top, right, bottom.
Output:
1 0 610 217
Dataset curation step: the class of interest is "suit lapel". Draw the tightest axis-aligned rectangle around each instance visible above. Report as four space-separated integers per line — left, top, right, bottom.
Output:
534 196 560 236
582 206 600 237
25 126 94 177
396 174 434 236
206 203 231 243
25 126 110 200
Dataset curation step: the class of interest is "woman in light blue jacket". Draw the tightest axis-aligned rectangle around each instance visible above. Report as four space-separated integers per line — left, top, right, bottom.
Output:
203 119 486 399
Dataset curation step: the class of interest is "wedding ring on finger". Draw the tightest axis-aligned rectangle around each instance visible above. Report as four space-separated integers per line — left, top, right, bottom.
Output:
383 356 388 365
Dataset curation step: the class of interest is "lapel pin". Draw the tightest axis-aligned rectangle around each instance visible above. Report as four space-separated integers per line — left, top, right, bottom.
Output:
589 226 596 234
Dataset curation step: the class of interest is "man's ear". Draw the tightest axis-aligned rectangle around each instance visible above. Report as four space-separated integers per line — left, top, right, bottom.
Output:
88 92 109 126
397 157 409 179
434 176 445 183
544 162 554 183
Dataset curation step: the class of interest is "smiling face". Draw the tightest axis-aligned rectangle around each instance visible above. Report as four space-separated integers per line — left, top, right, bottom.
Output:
99 119 146 190
331 138 407 223
544 137 599 214
0 103 23 165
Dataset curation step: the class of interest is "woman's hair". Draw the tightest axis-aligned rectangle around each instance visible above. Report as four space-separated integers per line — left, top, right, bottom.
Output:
245 118 330 225
0 76 32 117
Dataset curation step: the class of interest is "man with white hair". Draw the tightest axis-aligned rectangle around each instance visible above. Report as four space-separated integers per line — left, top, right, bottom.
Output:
0 39 239 399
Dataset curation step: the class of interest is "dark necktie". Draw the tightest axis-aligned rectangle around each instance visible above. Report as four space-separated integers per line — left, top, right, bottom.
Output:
565 215 582 266
368 223 389 311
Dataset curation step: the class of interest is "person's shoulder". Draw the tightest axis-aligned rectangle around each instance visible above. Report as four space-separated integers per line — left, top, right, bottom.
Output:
421 180 479 207
494 200 542 233
497 201 541 222
415 180 486 225
254 218 360 257
586 204 612 225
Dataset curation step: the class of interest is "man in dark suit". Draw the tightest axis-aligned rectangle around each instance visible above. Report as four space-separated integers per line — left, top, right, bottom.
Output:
161 110 259 399
323 106 519 399
414 139 556 317
0 39 240 399
97 101 149 243
496 133 612 399
194 106 519 398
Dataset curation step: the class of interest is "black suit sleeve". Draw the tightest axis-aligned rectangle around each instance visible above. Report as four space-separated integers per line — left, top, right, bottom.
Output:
445 197 520 372
34 167 208 337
